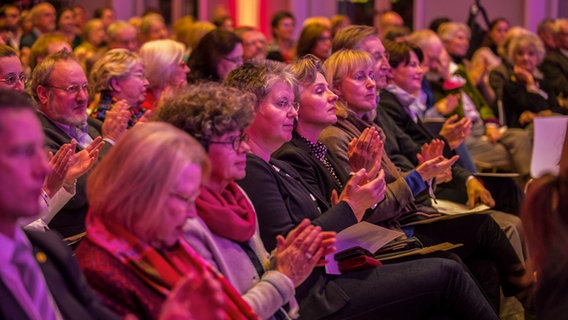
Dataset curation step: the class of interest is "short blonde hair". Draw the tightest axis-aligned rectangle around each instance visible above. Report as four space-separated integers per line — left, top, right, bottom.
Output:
507 32 546 65
498 26 530 62
437 22 471 43
139 39 186 89
89 49 142 96
87 122 210 243
323 49 374 117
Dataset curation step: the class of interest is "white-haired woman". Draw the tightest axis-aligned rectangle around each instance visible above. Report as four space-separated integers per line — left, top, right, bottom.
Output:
139 39 190 110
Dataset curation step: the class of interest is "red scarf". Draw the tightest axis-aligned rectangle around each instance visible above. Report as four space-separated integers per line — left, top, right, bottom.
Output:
86 214 259 320
196 182 256 242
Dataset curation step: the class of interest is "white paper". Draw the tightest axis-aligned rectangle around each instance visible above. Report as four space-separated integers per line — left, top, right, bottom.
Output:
531 116 568 178
325 222 404 274
431 199 489 215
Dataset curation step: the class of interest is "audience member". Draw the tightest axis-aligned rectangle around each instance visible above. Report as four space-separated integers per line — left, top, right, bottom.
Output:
57 7 82 48
93 7 116 31
184 20 216 52
187 29 243 82
296 22 332 61
377 11 404 37
0 45 25 92
319 49 531 309
106 20 138 52
28 33 72 73
0 4 21 49
234 26 267 62
89 49 149 126
74 19 107 74
30 50 128 238
139 39 189 110
470 18 510 104
488 26 531 108
212 15 234 32
75 121 258 319
20 2 56 49
227 58 500 320
73 5 88 35
0 88 120 319
267 11 296 63
501 32 565 129
540 18 568 102
432 24 533 180
330 14 350 38
537 18 557 53
138 13 168 45
158 81 330 319
522 134 568 319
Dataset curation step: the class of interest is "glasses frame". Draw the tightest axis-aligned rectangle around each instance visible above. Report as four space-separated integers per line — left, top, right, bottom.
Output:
0 72 27 86
208 133 249 152
46 83 89 95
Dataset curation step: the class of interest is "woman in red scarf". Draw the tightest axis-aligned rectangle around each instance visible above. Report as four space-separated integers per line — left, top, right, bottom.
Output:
157 82 334 320
75 122 258 319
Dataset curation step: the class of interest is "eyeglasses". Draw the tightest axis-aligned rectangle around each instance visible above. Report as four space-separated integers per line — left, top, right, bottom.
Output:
208 133 249 151
0 73 27 86
46 83 89 95
274 99 300 112
223 56 243 65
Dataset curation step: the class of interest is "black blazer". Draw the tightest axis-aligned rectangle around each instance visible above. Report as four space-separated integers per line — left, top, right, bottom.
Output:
236 154 355 319
0 231 119 320
540 50 568 98
376 93 471 202
37 113 112 238
273 131 350 205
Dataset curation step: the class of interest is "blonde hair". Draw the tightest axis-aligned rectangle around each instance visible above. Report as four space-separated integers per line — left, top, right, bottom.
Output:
89 49 142 96
507 32 546 65
139 39 186 89
498 26 531 61
87 122 210 243
323 49 374 118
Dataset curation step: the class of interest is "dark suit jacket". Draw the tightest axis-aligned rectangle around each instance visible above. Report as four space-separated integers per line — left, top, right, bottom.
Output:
540 50 568 98
273 131 350 204
376 94 471 203
37 113 112 238
0 231 119 320
236 154 356 319
502 76 564 128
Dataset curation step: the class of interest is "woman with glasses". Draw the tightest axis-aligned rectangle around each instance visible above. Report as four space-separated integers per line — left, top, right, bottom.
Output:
89 49 149 127
0 45 26 92
139 39 189 110
75 121 259 319
157 82 332 319
187 29 243 83
225 59 500 320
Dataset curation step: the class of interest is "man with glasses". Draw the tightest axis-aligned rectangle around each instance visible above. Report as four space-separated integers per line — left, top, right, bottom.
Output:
30 50 129 239
0 45 26 92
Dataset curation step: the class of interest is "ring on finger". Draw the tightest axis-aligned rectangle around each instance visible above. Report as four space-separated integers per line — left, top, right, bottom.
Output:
305 252 313 259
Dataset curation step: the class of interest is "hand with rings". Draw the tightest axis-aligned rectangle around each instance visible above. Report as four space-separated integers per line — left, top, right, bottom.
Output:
274 219 336 286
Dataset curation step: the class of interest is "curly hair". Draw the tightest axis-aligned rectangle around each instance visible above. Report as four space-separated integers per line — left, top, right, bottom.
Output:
156 81 256 150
